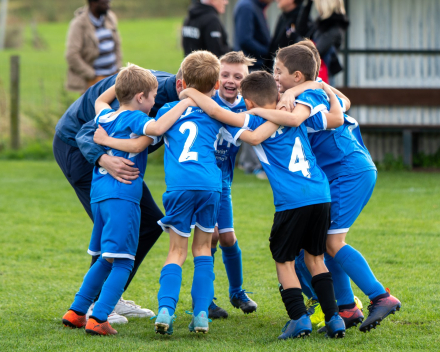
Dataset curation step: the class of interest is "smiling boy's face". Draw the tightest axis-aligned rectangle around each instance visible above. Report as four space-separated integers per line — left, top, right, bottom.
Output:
273 59 300 93
218 62 248 103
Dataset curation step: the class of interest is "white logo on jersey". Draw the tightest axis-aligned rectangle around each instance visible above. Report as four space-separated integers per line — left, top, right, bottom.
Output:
271 126 284 138
210 31 221 38
98 167 108 175
182 26 200 39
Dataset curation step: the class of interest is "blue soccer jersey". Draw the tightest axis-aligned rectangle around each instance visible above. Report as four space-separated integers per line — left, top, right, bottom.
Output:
226 114 331 212
213 91 247 188
297 89 376 182
90 109 158 204
156 102 223 192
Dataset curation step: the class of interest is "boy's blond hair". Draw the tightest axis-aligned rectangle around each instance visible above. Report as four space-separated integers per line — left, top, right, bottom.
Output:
219 51 256 67
115 63 158 105
295 39 321 80
181 51 220 93
276 45 316 82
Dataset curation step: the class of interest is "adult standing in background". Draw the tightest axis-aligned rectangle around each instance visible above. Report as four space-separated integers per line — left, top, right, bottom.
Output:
65 0 122 93
264 0 306 71
296 0 349 83
234 0 272 71
182 0 231 57
234 0 272 179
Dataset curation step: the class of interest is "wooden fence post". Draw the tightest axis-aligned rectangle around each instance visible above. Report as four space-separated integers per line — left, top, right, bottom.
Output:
10 55 19 150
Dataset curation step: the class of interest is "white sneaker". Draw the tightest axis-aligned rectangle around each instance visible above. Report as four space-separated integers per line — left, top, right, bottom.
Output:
86 302 128 324
114 298 156 318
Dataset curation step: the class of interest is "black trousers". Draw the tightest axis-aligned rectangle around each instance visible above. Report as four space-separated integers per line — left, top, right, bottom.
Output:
53 134 163 290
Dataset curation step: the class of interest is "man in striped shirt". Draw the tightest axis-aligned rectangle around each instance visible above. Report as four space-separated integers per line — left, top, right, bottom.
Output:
65 0 122 93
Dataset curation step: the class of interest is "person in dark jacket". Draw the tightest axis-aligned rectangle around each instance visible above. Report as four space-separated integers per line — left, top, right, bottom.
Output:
182 0 231 57
265 0 306 72
234 0 272 71
53 69 183 321
296 0 349 82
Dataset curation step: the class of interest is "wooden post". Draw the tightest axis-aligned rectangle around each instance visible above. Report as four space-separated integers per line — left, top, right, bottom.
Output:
10 55 19 150
403 129 412 169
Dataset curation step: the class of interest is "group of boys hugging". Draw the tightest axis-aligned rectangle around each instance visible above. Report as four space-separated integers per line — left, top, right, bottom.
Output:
58 40 401 339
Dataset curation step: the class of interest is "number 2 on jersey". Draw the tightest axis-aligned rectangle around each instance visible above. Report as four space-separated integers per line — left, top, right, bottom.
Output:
179 121 198 162
288 137 311 178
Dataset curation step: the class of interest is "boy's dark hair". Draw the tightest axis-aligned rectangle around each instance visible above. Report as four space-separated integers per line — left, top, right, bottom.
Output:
181 50 220 93
240 71 278 107
276 45 316 82
295 39 320 80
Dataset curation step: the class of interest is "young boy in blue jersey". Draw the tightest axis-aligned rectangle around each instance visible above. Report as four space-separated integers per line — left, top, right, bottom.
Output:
266 44 401 333
180 68 347 339
62 64 195 336
207 51 258 319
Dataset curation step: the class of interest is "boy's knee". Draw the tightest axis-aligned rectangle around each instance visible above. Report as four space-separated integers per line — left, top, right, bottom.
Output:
218 231 236 247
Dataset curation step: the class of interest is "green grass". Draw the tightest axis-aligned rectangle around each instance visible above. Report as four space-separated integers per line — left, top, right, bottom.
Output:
0 161 439 351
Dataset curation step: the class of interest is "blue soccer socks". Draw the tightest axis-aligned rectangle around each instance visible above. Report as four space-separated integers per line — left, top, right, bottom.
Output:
334 245 386 301
91 258 134 322
220 241 243 296
70 256 113 315
324 253 355 306
192 256 215 316
158 264 183 316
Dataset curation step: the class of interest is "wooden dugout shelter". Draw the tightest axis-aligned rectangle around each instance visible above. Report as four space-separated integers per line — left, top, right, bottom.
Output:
222 0 440 167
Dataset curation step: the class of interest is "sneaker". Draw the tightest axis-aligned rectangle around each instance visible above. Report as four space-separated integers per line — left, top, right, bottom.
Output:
230 290 257 314
154 307 176 335
354 295 364 311
340 306 364 328
208 299 228 319
305 298 325 326
325 313 346 338
62 310 87 329
188 311 210 334
278 314 312 340
318 305 364 334
359 289 401 333
87 302 128 324
85 317 118 335
253 169 268 180
114 298 155 318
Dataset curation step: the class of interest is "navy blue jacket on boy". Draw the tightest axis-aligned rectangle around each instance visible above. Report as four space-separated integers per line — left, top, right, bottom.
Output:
234 0 271 70
56 70 178 165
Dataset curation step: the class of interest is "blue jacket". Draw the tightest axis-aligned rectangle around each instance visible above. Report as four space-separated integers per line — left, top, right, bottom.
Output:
55 70 178 165
234 0 271 70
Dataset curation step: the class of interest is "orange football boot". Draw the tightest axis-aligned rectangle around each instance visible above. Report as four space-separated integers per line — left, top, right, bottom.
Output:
85 317 118 335
62 310 87 329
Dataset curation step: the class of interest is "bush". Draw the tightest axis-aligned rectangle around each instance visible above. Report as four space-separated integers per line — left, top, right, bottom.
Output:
0 140 54 160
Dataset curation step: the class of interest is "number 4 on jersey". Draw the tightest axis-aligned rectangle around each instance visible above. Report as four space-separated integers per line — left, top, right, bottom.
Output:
288 137 311 178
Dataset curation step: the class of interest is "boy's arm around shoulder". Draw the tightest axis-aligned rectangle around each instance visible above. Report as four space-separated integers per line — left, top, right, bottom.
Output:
248 104 311 128
322 84 344 129
239 119 280 146
94 125 154 154
180 88 247 128
144 98 196 136
95 85 116 115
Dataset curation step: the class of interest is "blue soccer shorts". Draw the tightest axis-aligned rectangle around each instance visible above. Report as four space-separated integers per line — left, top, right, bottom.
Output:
88 199 140 260
217 187 234 233
328 170 377 234
158 190 221 237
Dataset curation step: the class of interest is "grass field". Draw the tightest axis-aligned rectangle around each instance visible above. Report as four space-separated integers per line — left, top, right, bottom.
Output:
0 161 439 351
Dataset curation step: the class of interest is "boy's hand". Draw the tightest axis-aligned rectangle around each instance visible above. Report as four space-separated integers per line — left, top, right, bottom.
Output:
184 97 197 107
179 88 195 100
98 154 140 184
94 125 109 145
277 92 295 112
